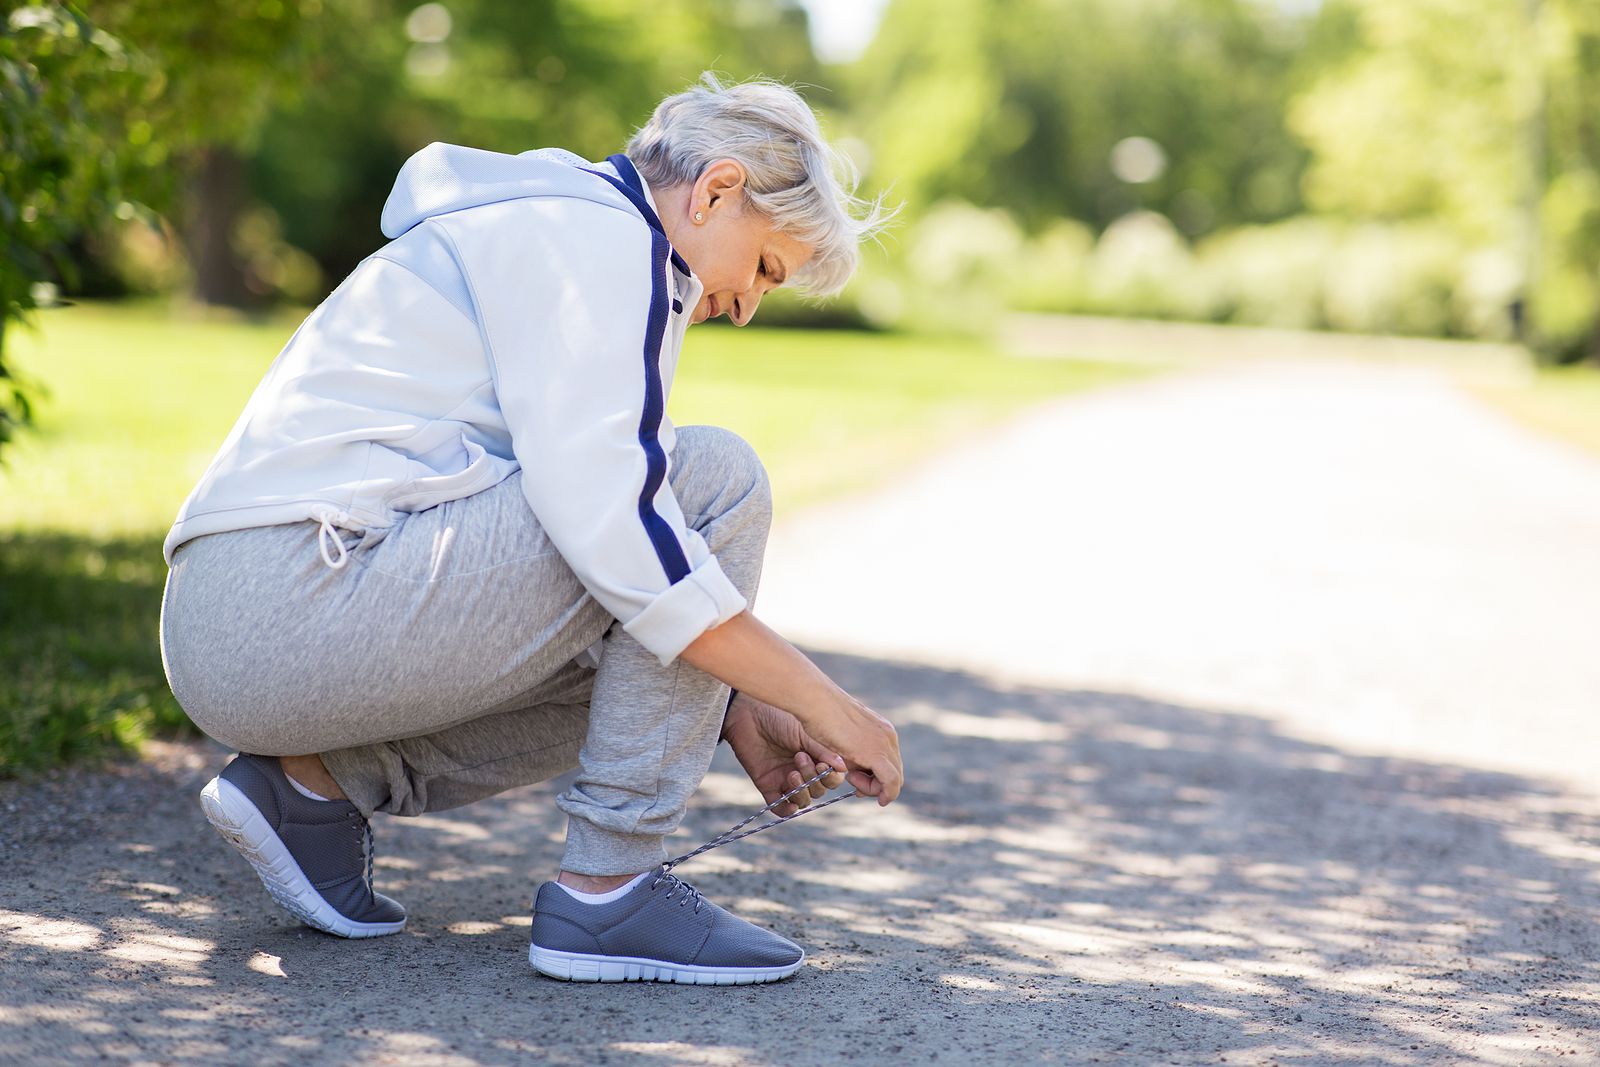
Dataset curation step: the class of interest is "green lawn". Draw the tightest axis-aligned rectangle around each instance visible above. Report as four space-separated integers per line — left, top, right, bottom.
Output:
1470 364 1600 459
0 300 1154 773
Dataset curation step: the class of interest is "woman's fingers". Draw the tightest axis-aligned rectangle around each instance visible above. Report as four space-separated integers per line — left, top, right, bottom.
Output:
808 699 904 807
873 737 904 805
799 735 850 790
787 768 813 808
792 752 831 801
847 769 882 798
762 697 903 810
846 709 902 806
793 754 817 803
764 785 798 816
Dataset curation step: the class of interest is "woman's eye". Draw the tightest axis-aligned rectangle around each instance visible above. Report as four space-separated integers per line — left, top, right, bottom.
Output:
758 257 768 277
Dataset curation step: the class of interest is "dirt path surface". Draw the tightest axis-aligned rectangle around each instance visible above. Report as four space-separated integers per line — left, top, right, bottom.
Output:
761 355 1600 788
5 352 1600 1065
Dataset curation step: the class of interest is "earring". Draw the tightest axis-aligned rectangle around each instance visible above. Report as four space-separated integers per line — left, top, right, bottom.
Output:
694 211 704 222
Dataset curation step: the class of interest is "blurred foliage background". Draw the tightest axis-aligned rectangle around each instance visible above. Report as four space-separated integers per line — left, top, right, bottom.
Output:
2 0 1598 769
5 0 1598 375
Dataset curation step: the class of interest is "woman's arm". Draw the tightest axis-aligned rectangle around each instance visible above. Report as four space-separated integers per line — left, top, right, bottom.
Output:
680 610 904 805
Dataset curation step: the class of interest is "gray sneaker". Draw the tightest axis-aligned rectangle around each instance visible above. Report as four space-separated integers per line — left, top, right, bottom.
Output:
529 867 804 984
200 753 406 938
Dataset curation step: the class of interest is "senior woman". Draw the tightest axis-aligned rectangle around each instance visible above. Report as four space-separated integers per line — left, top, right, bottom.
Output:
157 74 902 985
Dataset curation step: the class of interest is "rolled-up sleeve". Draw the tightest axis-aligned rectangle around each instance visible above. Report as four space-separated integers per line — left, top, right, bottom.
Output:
436 198 743 664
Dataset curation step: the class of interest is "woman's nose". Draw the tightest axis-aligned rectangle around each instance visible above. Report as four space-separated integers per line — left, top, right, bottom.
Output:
731 290 762 327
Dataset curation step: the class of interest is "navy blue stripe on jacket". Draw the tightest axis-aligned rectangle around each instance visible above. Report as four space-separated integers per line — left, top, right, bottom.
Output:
634 227 692 584
592 155 693 276
580 153 693 586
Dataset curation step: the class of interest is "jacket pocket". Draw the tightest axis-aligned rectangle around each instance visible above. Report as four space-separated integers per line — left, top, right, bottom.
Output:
386 435 516 514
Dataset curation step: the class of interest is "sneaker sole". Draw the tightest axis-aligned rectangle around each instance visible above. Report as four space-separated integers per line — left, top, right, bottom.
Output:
529 944 803 985
200 777 406 939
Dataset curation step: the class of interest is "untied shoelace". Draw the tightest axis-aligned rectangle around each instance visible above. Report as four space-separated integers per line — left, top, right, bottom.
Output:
663 763 861 871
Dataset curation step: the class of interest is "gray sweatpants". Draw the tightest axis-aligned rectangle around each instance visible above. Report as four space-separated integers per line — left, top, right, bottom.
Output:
159 425 770 876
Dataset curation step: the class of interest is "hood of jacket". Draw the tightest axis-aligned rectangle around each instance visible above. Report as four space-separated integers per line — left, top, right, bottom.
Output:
381 142 643 240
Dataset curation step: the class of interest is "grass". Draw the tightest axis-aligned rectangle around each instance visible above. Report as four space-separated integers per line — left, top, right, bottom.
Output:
0 534 176 767
0 299 1154 774
1468 363 1600 459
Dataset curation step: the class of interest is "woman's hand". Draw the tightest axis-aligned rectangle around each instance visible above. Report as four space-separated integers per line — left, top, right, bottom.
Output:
682 611 906 806
802 694 903 806
722 691 903 810
722 693 848 815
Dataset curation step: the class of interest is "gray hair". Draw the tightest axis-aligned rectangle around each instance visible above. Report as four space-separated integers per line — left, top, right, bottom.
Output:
626 72 893 298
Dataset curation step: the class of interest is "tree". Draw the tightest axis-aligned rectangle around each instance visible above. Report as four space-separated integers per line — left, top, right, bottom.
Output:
1 3 158 457
1291 0 1600 362
74 0 329 306
1535 0 1600 361
846 0 1310 237
249 0 825 288
0 0 330 460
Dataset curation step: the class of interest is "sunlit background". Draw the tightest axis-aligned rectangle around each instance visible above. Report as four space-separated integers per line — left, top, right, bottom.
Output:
5 3 1600 1062
4 0 1598 802
7 0 1598 347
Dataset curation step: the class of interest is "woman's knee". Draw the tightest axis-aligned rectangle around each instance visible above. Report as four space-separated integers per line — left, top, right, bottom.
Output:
173 693 304 756
671 425 772 524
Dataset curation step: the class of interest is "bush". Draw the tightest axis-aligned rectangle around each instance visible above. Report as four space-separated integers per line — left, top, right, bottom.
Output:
1196 217 1339 329
896 200 1025 334
782 200 1023 336
1082 211 1210 321
862 199 1524 340
1531 169 1600 362
1009 219 1095 313
1194 218 1506 337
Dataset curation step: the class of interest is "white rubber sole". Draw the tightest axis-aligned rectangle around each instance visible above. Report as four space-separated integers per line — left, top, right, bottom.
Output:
529 944 804 985
200 777 406 939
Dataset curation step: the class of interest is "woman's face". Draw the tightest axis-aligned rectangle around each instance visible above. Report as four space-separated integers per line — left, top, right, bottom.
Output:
656 159 815 327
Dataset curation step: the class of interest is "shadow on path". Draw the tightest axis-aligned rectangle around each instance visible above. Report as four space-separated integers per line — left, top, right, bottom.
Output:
4 650 1598 1065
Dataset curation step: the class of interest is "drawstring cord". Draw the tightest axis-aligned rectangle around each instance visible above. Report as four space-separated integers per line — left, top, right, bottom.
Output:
664 764 860 871
316 514 350 570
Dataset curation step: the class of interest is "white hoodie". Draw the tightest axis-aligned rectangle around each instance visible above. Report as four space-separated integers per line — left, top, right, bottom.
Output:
164 145 744 666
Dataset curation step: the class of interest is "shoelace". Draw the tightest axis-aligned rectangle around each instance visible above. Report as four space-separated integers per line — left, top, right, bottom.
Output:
647 869 707 912
663 763 861 871
350 812 374 892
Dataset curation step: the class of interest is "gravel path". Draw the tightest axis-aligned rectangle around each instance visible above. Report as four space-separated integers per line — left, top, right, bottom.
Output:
5 350 1600 1065
763 355 1600 790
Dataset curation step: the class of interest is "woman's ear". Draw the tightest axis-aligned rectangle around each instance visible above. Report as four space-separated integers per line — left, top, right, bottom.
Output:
697 158 748 214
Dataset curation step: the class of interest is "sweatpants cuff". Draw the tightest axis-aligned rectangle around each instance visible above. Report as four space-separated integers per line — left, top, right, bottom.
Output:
561 816 668 876
319 746 386 820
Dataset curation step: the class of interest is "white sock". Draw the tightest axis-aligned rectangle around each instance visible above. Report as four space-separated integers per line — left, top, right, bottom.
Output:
554 871 651 904
285 774 332 802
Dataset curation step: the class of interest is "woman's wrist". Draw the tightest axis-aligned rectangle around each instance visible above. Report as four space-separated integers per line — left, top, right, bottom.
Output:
719 684 848 748
682 611 848 731
784 686 858 741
